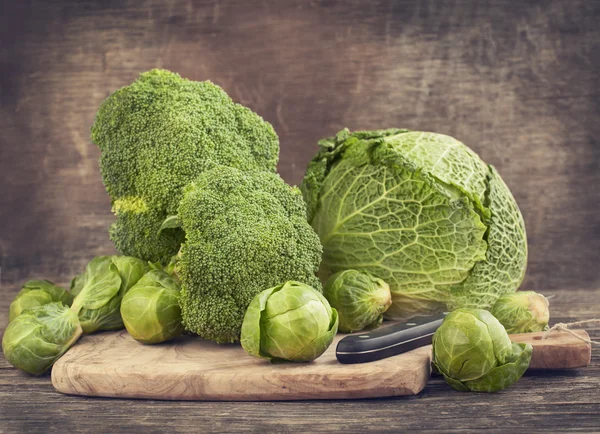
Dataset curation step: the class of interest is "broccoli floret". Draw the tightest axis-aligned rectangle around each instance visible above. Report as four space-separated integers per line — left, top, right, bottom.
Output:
177 166 323 343
91 69 279 263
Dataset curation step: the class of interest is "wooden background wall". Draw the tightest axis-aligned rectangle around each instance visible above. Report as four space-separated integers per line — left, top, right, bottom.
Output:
0 0 598 294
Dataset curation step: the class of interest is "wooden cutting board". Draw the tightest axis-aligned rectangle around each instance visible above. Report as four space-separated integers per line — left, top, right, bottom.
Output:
51 329 591 401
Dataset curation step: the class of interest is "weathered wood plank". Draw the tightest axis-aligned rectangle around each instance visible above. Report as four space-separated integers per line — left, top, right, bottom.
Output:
47 329 589 401
1 288 598 432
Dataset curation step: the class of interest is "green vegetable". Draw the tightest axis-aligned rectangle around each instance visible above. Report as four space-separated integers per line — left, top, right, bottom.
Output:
301 129 528 321
70 273 85 297
121 270 183 344
71 256 148 333
91 69 279 264
2 302 82 375
112 256 150 294
9 280 73 322
148 255 178 276
176 166 323 343
323 270 391 333
432 308 532 392
491 291 550 334
241 281 338 362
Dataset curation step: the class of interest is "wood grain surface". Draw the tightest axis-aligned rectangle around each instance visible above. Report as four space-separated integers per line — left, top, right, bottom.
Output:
49 328 591 401
1 287 599 432
510 330 591 369
51 332 432 400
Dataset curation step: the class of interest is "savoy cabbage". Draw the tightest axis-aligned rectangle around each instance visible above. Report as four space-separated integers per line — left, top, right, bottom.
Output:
301 128 527 321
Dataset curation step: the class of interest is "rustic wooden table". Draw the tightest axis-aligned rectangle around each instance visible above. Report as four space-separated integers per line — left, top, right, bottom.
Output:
1 287 598 433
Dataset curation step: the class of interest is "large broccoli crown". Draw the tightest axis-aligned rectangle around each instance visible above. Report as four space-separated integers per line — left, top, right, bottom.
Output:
91 69 279 263
177 166 323 343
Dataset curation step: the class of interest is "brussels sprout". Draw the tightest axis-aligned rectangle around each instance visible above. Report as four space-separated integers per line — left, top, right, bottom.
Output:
241 281 338 362
71 256 148 333
2 302 82 375
111 256 150 293
77 296 127 333
324 270 392 333
9 280 73 322
432 308 532 392
121 270 183 344
491 291 550 334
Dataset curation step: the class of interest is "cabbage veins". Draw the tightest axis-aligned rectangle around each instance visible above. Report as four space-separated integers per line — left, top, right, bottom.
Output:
301 129 527 321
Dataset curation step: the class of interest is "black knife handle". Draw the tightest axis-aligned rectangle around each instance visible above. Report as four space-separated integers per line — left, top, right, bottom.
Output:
336 313 447 364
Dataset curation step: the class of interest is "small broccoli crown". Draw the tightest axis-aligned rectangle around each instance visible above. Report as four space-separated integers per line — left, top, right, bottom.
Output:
91 69 279 262
177 166 323 343
109 199 185 263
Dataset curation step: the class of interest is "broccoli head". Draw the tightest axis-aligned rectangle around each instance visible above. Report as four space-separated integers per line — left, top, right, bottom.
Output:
91 69 279 263
177 166 323 343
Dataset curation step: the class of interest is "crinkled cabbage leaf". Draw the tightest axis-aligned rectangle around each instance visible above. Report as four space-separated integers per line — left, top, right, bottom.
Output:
302 129 527 320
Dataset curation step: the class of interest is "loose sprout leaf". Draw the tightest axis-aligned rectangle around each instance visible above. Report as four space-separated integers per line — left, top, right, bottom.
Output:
442 374 470 392
147 255 178 276
240 286 278 360
469 309 514 365
20 280 73 306
71 256 122 312
77 296 124 334
70 274 85 297
111 256 150 295
72 256 148 333
463 342 533 392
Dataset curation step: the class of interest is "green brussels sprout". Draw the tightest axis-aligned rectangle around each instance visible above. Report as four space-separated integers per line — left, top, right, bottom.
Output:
241 281 338 362
121 270 183 344
77 295 127 333
491 291 550 334
71 256 148 333
324 270 392 333
9 280 73 322
112 255 150 293
432 308 532 392
2 302 82 375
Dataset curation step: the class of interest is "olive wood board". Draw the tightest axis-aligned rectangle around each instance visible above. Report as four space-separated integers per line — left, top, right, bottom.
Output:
51 329 591 401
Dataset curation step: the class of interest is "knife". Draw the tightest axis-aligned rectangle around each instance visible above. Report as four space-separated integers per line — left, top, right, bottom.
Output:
336 313 447 364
